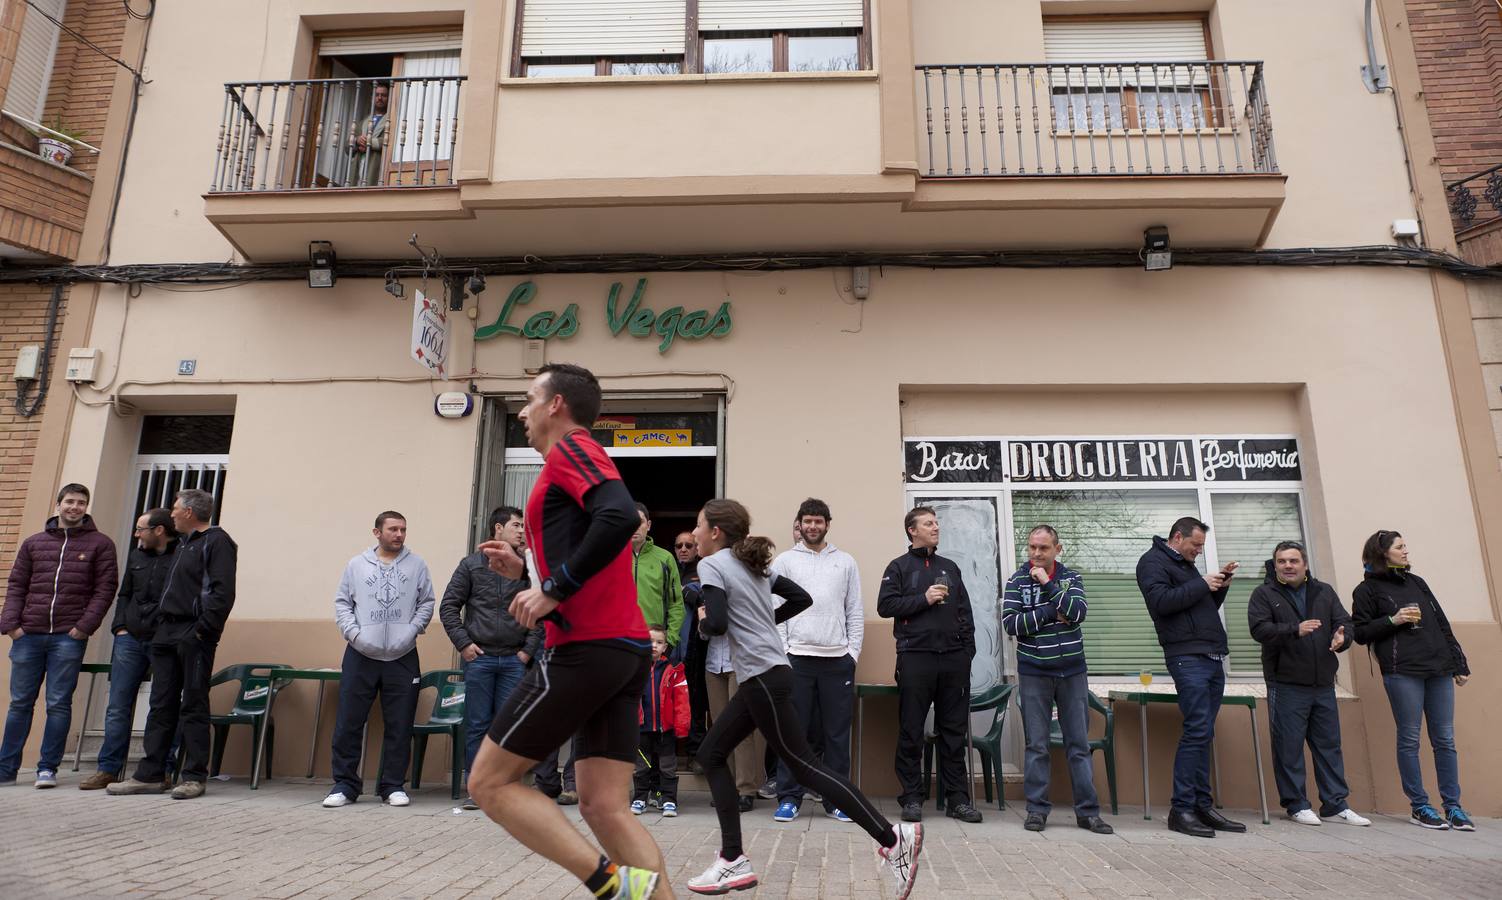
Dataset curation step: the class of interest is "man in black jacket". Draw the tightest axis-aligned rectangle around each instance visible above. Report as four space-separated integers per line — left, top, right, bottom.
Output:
1247 541 1370 827
109 488 236 800
1136 516 1242 838
441 505 544 808
877 506 981 824
81 508 178 790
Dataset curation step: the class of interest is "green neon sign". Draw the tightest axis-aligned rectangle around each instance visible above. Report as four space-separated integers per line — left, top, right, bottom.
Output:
474 278 731 353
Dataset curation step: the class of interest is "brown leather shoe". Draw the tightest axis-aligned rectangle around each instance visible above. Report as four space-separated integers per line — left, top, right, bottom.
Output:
79 771 120 790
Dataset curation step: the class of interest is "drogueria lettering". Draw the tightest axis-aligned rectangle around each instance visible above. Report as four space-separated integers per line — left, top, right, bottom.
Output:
474 278 732 353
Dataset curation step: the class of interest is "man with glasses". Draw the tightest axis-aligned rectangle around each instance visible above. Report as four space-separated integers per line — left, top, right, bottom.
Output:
81 509 179 790
1249 541 1370 827
673 531 710 762
631 504 684 654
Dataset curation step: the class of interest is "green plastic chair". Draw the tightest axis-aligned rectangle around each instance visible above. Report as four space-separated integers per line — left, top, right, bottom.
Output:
410 669 466 800
1048 690 1118 815
208 663 290 781
923 682 1015 810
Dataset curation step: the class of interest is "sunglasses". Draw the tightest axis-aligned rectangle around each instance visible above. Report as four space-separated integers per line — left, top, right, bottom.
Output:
674 542 695 549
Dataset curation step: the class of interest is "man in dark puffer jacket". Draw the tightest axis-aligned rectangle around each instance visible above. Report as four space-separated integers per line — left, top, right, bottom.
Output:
1 483 119 787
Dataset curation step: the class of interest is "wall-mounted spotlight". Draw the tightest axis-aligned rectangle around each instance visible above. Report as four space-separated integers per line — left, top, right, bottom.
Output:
384 271 405 299
307 241 337 288
1142 226 1172 272
467 271 486 296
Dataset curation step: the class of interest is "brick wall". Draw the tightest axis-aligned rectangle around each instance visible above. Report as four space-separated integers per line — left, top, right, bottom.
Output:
1408 0 1502 183
0 285 69 571
39 0 127 181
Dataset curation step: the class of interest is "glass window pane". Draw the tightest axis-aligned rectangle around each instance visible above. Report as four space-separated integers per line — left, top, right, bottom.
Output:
611 59 682 75
526 63 596 78
1011 489 1201 674
138 415 235 454
1211 493 1305 674
704 37 774 74
788 35 859 72
1137 89 1207 129
1051 90 1123 132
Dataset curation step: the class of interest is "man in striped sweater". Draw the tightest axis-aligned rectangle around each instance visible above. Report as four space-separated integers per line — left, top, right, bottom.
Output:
1001 524 1112 835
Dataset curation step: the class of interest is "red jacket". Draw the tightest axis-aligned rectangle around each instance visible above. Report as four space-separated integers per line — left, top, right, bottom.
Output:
2 515 118 635
639 657 690 738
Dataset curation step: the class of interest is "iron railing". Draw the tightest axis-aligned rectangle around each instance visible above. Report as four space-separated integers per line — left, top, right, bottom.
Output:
1447 162 1502 233
210 75 465 193
916 61 1277 178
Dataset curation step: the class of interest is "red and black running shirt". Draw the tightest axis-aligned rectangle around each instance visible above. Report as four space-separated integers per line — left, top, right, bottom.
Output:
525 428 647 648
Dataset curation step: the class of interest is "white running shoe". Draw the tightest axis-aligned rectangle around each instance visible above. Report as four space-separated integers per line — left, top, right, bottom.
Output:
1289 809 1321 826
322 792 352 808
1323 808 1372 826
877 823 923 900
385 790 410 807
687 854 758 895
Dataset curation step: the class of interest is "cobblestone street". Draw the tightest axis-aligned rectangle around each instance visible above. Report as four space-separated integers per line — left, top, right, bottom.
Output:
2 772 1500 898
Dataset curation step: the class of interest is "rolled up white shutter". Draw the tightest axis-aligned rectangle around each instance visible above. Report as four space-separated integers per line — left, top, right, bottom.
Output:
699 0 864 31
1043 19 1209 87
5 0 66 121
318 32 464 56
520 1 686 57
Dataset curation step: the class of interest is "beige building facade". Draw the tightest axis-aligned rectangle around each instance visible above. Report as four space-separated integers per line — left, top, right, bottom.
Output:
5 0 1502 817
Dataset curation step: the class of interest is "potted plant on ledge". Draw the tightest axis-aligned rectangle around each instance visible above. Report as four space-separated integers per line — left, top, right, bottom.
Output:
34 121 83 166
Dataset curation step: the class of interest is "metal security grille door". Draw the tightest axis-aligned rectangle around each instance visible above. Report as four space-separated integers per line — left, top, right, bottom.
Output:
129 457 229 526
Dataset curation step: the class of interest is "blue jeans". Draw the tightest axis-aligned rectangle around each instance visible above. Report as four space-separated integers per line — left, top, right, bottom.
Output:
1166 654 1224 814
1382 673 1460 810
1019 671 1100 817
96 633 152 775
1266 682 1349 816
462 652 526 772
0 632 89 779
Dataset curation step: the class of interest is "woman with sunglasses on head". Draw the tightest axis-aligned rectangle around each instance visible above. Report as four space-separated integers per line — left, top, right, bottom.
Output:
1351 529 1474 831
686 499 922 898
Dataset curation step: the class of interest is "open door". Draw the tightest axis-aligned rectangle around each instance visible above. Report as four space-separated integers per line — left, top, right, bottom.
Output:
385 50 461 186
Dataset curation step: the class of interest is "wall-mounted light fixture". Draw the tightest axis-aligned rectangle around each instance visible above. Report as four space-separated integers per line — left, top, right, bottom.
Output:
308 241 337 288
1142 226 1172 272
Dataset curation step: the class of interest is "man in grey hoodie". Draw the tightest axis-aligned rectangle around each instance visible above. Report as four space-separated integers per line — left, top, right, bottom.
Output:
323 511 435 808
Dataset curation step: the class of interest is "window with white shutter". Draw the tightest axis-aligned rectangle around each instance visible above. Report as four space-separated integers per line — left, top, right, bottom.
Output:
1042 17 1217 132
4 0 66 122
519 0 686 76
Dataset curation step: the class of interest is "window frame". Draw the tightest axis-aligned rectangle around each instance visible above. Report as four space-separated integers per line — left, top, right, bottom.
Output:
509 0 872 77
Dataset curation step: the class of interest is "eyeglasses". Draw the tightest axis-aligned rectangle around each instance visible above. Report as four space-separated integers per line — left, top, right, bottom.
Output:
133 526 154 533
674 542 695 549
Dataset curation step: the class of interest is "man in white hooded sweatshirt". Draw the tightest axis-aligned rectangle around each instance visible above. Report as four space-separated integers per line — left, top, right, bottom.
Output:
324 511 435 808
769 498 863 823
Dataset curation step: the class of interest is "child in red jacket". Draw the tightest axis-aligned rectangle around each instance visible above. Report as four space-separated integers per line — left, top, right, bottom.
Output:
634 625 690 816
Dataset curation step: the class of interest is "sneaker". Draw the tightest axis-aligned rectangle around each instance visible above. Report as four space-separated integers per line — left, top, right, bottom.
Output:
757 779 777 800
170 780 204 800
106 777 167 795
662 801 678 817
1289 809 1321 826
1322 808 1371 827
1410 805 1450 829
607 865 660 900
631 799 647 815
34 770 56 789
737 795 754 813
461 796 479 810
900 802 923 823
806 790 823 803
1077 815 1114 835
1024 812 1046 832
385 790 410 807
773 801 799 822
648 792 662 809
946 802 983 824
825 808 853 823
323 792 353 808
687 854 758 895
876 823 923 900
79 771 119 791
557 790 579 806
1446 806 1476 832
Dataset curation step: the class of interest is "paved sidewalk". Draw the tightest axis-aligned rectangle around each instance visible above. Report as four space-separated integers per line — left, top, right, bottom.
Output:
1 772 1499 898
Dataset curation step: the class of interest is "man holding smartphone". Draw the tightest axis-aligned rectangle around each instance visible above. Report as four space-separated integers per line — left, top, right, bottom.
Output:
1136 517 1243 838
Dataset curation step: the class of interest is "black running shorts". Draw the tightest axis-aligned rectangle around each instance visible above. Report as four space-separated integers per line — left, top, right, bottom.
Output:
487 639 650 764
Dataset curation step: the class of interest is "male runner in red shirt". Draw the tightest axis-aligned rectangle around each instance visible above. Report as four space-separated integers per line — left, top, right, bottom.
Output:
469 363 666 900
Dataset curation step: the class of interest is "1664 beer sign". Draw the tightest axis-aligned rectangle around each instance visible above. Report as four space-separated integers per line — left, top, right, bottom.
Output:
411 290 450 377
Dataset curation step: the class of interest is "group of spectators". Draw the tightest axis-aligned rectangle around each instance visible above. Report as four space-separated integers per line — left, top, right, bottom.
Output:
0 483 1477 836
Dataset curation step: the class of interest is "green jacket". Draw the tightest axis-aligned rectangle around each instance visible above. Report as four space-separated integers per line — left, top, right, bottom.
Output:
634 537 684 646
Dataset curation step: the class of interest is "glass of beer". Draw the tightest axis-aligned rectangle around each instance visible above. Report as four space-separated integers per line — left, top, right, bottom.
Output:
1138 669 1153 686
1403 604 1423 630
933 570 950 603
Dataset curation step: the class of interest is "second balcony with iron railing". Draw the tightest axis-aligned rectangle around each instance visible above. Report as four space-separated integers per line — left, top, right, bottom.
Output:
915 60 1277 178
209 75 465 193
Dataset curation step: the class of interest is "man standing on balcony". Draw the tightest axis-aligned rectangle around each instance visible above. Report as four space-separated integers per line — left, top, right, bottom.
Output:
0 483 118 789
1002 524 1112 835
321 510 435 809
108 488 235 800
81 508 179 790
348 81 390 187
769 498 863 825
1137 517 1243 838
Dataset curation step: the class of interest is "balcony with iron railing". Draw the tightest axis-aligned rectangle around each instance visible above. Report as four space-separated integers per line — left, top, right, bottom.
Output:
1447 163 1502 268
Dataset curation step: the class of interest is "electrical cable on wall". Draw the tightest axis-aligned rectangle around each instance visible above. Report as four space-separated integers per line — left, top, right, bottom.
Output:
13 285 64 418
